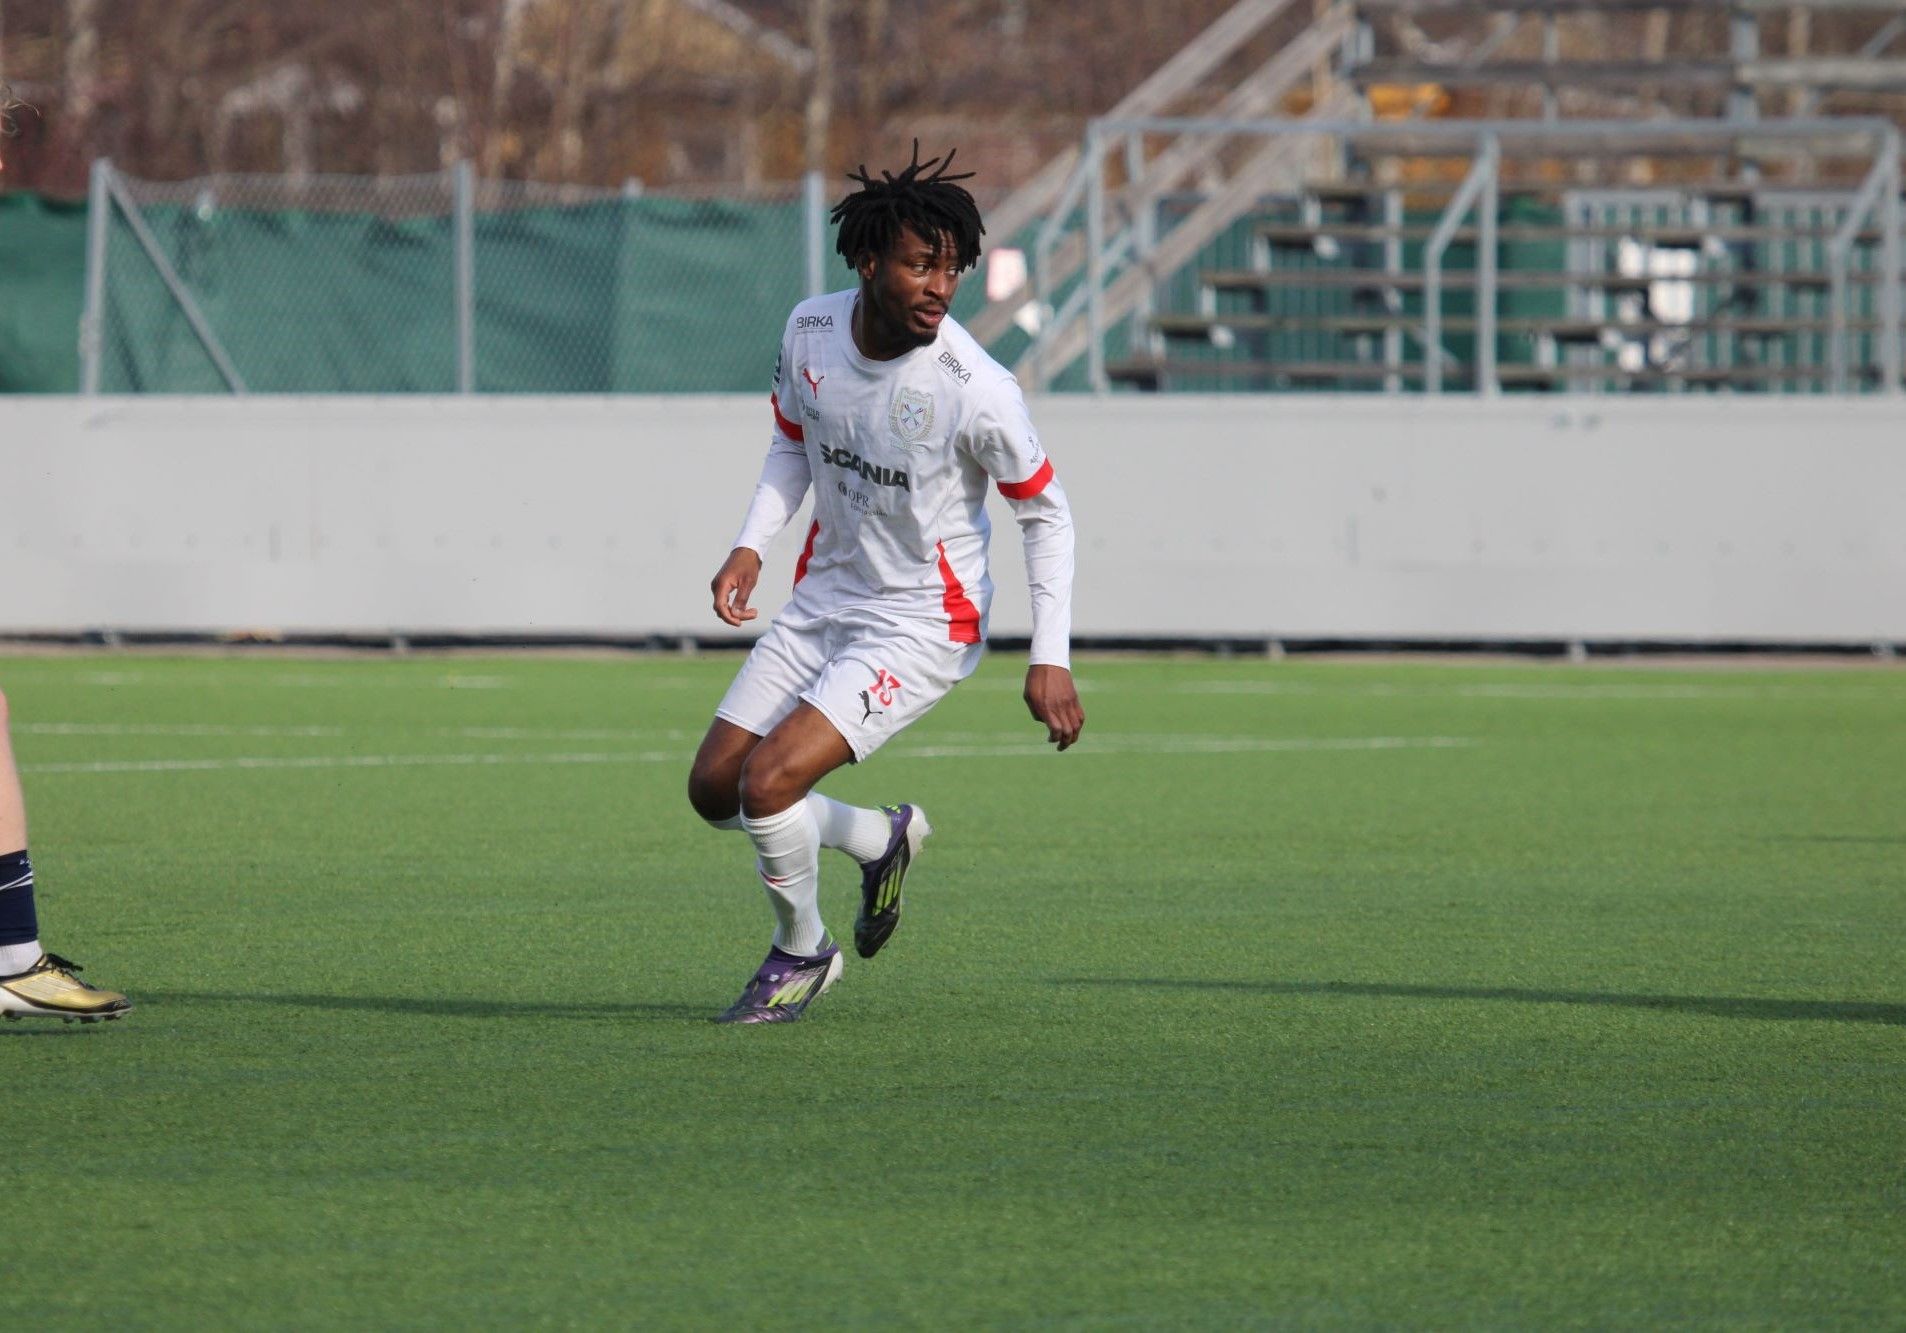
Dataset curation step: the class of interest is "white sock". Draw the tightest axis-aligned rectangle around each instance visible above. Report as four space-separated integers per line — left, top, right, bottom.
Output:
0 939 42 975
742 802 828 956
806 793 893 864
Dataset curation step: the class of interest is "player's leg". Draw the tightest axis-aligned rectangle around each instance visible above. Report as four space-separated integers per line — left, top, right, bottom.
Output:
698 619 873 1021
0 686 131 1023
690 626 892 861
801 633 982 959
0 686 34 974
703 618 977 1022
713 703 855 1022
734 701 853 952
686 718 759 828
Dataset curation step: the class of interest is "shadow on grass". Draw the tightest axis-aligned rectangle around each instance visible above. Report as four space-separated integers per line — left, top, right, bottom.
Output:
1054 978 1906 1026
140 992 711 1022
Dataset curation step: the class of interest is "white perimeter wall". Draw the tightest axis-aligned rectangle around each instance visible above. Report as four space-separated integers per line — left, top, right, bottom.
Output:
1 394 1901 643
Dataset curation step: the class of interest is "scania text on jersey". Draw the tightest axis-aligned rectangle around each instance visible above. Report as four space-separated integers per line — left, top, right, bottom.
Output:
820 445 910 491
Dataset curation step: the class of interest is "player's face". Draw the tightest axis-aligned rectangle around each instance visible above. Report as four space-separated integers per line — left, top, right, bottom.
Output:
859 224 962 354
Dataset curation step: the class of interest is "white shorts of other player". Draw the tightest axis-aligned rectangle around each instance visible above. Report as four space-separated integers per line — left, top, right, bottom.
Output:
716 606 983 762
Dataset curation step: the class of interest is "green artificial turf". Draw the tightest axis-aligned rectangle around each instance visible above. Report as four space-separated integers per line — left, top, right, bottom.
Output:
1 651 1901 1328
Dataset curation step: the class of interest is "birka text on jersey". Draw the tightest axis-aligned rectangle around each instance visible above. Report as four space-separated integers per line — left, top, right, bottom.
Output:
936 349 973 384
820 444 911 491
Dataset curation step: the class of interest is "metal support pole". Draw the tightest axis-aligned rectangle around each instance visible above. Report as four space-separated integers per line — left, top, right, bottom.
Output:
79 158 112 394
1124 129 1156 350
804 169 827 298
1728 10 1759 124
1426 136 1496 395
1479 134 1500 397
453 160 476 394
103 168 248 394
1085 130 1109 393
1382 188 1402 394
1829 255 1847 394
1541 14 1559 122
1133 182 1158 350
1880 132 1902 395
1027 155 1095 391
1829 141 1890 393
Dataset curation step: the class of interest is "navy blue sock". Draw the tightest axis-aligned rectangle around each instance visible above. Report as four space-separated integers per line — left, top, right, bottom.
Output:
0 849 39 948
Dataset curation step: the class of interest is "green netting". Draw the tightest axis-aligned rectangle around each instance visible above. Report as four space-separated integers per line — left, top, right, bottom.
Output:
603 197 808 393
0 193 88 393
0 184 1034 395
87 189 809 393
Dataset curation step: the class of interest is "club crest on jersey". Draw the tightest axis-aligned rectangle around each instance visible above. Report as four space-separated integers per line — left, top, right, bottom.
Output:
889 387 935 447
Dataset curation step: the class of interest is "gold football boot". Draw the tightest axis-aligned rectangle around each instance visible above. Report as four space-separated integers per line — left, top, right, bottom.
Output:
0 953 132 1023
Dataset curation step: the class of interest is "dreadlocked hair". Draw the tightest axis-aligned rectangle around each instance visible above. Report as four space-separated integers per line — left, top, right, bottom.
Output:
831 140 985 273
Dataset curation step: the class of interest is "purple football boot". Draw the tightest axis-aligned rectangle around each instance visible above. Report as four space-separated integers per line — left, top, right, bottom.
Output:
854 804 932 959
713 938 844 1024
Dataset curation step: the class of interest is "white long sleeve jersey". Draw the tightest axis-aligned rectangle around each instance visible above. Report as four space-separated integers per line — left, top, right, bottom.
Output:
733 289 1076 667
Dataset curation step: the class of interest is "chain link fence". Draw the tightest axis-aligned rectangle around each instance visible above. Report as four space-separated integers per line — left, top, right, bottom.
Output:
81 164 832 394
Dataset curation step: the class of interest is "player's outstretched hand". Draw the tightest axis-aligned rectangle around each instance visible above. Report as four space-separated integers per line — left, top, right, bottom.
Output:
1024 664 1084 752
711 547 764 626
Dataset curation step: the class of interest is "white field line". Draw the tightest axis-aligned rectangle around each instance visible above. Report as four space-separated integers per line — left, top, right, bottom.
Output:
946 676 1109 694
15 722 698 742
20 750 682 775
16 668 1892 702
18 735 1478 776
56 670 1061 695
1173 680 1904 702
17 722 346 738
61 670 519 691
445 726 702 741
895 735 1478 759
44 669 735 692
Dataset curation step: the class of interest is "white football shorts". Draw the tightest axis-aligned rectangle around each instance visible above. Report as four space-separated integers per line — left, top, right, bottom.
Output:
715 606 984 762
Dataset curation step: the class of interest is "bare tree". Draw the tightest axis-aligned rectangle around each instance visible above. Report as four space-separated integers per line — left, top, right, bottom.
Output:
857 0 885 129
804 0 829 175
484 0 532 175
61 0 96 143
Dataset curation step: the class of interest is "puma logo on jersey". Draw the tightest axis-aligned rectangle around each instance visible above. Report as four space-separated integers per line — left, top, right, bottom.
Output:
821 445 910 491
802 367 825 396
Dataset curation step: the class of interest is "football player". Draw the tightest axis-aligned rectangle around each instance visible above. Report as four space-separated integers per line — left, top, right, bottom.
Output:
687 143 1082 1023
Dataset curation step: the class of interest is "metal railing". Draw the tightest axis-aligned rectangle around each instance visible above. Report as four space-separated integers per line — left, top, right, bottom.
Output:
1033 115 1904 395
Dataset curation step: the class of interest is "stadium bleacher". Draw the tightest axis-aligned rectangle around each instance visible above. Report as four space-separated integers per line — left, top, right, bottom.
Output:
973 0 1906 395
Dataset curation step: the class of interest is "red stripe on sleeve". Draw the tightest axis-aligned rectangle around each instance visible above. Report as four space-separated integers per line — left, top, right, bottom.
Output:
771 393 805 442
793 520 820 585
996 457 1054 500
935 541 982 644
